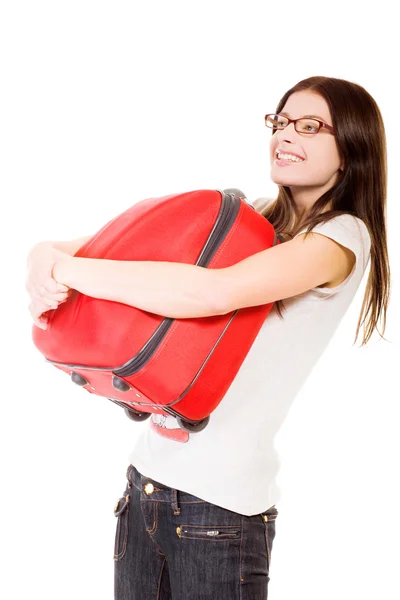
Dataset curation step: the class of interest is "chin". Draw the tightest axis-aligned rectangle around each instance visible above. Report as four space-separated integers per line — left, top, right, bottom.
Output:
270 167 309 185
270 172 297 185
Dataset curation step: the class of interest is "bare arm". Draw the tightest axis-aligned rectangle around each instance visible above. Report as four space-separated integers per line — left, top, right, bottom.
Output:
40 235 92 256
51 231 355 320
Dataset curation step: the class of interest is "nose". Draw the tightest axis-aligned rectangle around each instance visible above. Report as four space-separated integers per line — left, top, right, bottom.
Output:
276 122 298 144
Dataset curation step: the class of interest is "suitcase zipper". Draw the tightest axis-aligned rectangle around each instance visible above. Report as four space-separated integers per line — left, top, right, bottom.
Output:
113 190 240 378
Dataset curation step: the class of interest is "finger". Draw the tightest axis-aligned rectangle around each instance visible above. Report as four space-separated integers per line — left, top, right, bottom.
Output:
36 286 63 306
38 283 54 296
31 283 67 302
42 300 59 310
32 294 57 309
29 285 42 302
35 304 50 317
34 314 48 329
29 299 48 315
26 283 35 299
35 281 58 297
33 315 48 330
39 291 69 304
29 302 49 327
28 275 70 300
44 277 70 294
39 314 49 328
57 290 71 300
26 276 39 297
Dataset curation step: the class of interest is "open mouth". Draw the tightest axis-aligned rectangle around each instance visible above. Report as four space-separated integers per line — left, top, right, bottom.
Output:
274 150 305 165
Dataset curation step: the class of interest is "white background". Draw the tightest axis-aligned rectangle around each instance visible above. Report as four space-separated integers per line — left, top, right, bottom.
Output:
1 1 399 599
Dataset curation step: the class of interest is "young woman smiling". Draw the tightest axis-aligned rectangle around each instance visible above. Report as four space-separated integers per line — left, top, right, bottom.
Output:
26 75 390 600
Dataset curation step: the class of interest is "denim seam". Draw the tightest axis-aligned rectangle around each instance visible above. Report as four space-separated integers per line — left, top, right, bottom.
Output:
140 499 166 557
265 520 271 567
113 505 129 561
239 515 244 589
156 557 167 600
146 501 158 534
141 499 169 503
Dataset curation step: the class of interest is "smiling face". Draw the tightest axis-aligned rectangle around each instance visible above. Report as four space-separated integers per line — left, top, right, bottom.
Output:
269 90 344 213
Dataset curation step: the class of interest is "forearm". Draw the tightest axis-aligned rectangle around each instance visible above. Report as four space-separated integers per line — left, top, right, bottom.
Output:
50 236 92 255
52 257 224 319
28 236 92 259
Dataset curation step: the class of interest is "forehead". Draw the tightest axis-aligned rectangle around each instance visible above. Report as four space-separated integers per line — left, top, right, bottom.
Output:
281 90 331 123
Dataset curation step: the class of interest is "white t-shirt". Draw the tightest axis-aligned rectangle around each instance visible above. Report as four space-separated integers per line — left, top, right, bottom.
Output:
127 200 372 516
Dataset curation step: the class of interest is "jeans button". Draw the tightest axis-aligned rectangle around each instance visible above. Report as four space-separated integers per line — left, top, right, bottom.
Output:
143 482 154 495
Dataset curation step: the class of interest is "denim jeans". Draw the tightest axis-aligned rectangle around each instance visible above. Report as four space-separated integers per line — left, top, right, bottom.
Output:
114 464 278 600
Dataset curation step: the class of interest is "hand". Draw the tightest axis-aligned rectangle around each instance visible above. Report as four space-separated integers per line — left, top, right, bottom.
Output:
29 298 54 330
26 242 72 311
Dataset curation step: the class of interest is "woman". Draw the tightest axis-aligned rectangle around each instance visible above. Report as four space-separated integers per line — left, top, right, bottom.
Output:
26 75 390 599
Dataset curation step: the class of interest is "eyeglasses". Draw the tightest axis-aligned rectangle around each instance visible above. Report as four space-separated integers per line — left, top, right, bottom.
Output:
265 113 336 135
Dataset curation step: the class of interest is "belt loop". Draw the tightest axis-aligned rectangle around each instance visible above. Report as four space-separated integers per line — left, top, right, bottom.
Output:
171 488 181 515
126 464 133 488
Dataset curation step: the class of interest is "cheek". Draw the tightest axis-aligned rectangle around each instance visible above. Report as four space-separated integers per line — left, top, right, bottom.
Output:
308 144 341 173
318 137 340 158
297 139 337 164
269 137 275 156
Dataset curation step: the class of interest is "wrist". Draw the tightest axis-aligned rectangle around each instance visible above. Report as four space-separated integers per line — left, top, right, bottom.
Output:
52 255 75 287
27 240 52 263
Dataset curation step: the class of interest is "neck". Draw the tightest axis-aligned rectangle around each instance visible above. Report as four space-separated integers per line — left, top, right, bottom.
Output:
289 169 341 214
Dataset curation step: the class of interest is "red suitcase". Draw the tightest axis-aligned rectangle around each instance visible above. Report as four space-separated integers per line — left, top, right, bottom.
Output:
32 188 280 432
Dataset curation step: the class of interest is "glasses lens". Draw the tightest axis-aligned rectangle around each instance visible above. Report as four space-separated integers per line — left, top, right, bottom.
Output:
265 114 288 129
295 119 320 134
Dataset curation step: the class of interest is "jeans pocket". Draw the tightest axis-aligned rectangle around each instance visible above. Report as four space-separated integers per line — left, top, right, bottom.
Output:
176 524 241 541
113 492 130 561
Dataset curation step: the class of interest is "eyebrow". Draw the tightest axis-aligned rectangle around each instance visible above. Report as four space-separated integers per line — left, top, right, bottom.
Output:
280 111 327 122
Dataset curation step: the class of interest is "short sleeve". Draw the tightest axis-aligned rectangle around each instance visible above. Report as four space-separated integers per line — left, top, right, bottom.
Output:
293 214 371 295
252 197 275 212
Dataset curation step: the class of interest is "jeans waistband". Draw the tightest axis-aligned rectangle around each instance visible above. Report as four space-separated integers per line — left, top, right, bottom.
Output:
126 464 171 493
125 464 278 519
126 464 203 515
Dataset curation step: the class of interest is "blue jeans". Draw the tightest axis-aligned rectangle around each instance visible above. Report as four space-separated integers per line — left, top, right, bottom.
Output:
114 464 278 599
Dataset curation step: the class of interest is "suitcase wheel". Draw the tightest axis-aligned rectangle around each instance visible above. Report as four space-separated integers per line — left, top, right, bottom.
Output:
124 407 151 422
71 372 89 386
176 415 210 433
112 376 131 392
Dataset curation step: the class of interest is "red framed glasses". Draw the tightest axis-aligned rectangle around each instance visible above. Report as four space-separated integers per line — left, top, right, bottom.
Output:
265 113 336 135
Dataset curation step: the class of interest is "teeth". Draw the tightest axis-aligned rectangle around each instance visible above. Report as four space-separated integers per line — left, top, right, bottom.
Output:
277 152 304 163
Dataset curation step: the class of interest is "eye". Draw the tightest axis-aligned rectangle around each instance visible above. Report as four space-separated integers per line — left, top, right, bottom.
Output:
298 119 320 133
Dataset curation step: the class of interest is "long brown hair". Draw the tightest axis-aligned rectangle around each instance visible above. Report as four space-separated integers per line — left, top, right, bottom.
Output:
258 75 390 347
